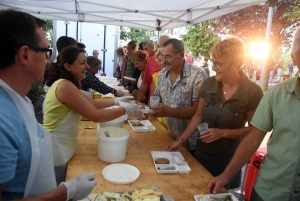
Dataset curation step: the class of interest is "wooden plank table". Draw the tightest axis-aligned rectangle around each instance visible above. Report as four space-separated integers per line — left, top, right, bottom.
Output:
67 117 225 201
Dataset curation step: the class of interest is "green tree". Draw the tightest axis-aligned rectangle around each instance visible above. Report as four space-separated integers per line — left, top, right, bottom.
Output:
181 20 221 58
212 0 299 50
44 20 53 45
120 27 173 45
120 27 156 44
284 0 300 22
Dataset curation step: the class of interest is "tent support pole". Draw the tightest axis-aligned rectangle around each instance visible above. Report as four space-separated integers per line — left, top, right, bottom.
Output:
102 25 107 75
76 22 79 41
259 0 275 91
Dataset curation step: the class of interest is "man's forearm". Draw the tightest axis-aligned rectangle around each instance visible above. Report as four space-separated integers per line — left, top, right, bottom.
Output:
166 104 198 119
222 128 266 179
14 185 67 201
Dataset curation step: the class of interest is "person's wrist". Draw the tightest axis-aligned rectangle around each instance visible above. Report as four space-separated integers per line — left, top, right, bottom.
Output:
57 183 69 201
177 137 185 144
223 129 231 138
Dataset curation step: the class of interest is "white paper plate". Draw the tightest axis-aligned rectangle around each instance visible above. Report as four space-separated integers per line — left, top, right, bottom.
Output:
194 193 238 201
102 164 140 184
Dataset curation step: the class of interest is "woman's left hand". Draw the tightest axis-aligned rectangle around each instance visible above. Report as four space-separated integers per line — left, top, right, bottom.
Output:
199 128 223 143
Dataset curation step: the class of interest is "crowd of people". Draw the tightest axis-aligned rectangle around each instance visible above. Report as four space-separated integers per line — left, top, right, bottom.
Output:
1 8 300 201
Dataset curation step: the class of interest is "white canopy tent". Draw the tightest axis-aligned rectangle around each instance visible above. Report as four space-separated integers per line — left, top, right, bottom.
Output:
0 0 267 31
0 0 273 89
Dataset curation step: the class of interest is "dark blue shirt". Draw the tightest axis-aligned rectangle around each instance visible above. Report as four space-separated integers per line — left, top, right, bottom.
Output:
81 71 114 95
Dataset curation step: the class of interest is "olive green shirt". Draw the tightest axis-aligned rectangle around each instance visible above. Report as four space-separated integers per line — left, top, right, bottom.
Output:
252 77 300 201
196 70 263 155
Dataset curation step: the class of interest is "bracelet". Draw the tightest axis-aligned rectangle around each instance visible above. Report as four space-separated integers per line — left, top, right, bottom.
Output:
178 137 185 144
231 129 234 138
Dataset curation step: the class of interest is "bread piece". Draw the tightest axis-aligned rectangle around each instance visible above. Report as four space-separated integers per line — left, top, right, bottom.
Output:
140 189 155 196
152 191 162 196
155 158 170 164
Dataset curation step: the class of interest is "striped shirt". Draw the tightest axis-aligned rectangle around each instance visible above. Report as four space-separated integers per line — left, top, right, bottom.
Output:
154 61 207 150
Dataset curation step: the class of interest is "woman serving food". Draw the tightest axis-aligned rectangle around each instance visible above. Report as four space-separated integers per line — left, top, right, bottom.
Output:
43 47 143 184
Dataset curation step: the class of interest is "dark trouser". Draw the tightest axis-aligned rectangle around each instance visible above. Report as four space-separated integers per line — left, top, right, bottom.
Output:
54 163 68 186
194 149 241 189
189 149 195 155
250 188 264 201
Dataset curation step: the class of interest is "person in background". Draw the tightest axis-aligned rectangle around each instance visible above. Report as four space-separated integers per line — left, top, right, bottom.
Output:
77 42 86 51
92 49 99 58
193 56 203 68
77 42 87 57
166 36 263 190
123 46 128 55
130 50 148 100
288 61 294 78
207 59 216 77
277 60 283 82
44 36 78 87
136 40 161 103
199 52 206 68
149 35 170 127
43 46 142 185
115 47 125 80
57 36 77 53
208 26 300 201
186 51 193 64
0 9 96 201
255 64 261 82
157 35 170 48
150 48 167 127
92 49 103 75
150 39 207 154
138 41 144 50
81 56 124 96
119 40 137 89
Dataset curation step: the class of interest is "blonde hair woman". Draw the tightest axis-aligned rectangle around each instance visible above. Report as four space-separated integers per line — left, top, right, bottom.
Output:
166 36 263 189
150 48 167 127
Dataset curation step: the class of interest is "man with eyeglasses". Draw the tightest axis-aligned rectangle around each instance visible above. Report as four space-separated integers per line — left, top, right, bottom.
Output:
0 9 96 201
150 38 207 154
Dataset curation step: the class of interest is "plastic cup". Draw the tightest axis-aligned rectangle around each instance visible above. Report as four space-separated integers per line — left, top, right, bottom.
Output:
150 96 160 107
197 122 208 134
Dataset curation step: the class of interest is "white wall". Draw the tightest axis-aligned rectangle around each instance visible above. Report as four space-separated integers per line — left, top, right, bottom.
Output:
53 21 119 76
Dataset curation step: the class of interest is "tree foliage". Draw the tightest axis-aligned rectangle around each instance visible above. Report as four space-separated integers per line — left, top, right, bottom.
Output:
181 20 221 58
44 20 53 45
284 0 300 22
212 0 300 52
120 27 173 45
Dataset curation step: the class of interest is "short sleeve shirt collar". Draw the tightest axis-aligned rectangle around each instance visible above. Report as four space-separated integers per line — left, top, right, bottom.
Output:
205 70 252 104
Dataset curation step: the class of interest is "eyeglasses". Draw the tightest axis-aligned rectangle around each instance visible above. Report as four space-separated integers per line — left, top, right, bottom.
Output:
209 59 226 69
30 47 52 59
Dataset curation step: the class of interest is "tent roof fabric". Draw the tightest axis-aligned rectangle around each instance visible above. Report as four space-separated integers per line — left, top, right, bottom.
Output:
0 0 267 30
